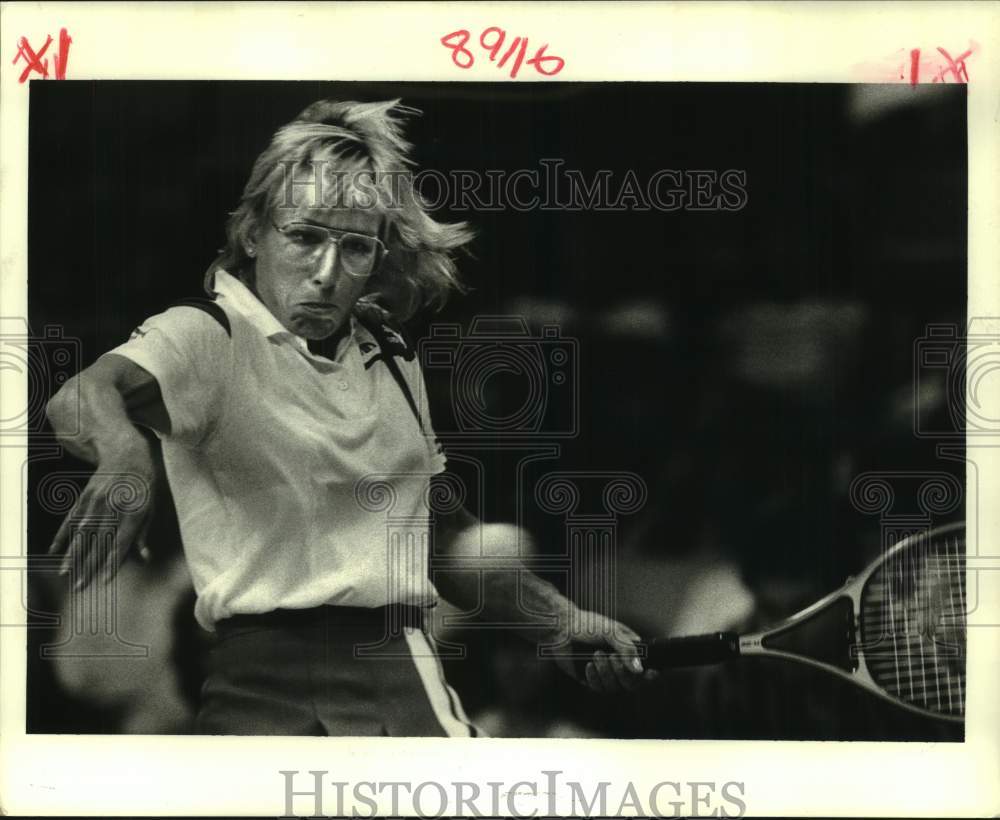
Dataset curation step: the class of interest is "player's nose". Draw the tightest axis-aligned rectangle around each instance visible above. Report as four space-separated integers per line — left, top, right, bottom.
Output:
310 242 340 288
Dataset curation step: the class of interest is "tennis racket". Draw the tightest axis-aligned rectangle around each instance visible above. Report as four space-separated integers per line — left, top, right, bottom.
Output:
606 523 967 722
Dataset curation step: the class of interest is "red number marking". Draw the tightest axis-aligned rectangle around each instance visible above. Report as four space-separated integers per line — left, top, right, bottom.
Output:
526 43 565 76
12 27 71 83
497 36 522 72
442 27 565 78
13 33 53 82
904 43 974 85
480 27 506 62
441 30 474 69
53 28 72 81
909 48 921 86
934 46 972 83
511 37 529 78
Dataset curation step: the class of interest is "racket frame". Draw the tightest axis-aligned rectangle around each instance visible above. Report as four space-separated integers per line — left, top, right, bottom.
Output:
735 522 965 723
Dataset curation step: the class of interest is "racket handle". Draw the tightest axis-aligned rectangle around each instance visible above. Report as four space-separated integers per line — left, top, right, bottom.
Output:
571 631 740 679
645 631 740 669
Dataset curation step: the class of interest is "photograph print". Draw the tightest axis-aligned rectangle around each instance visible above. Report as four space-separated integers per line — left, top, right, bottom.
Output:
25 80 967 741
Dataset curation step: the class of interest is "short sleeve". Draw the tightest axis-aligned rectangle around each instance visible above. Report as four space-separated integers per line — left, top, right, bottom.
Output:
104 306 232 446
404 357 448 475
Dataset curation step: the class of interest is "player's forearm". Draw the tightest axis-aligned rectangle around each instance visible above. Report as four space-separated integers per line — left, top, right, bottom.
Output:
435 560 577 645
434 513 578 645
487 564 577 645
47 364 155 469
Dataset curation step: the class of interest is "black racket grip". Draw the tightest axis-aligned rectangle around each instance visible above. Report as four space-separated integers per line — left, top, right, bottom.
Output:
571 631 739 679
645 631 740 669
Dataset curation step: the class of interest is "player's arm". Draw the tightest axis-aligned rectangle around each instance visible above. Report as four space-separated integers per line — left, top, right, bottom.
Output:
432 501 655 694
46 354 171 587
48 353 171 462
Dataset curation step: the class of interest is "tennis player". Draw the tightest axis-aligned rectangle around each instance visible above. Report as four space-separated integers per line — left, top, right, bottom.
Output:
45 99 653 736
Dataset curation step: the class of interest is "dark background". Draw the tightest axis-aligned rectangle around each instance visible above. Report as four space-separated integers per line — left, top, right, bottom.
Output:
27 81 966 740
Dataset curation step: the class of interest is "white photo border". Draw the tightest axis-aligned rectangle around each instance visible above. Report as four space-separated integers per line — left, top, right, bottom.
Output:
1 2 998 816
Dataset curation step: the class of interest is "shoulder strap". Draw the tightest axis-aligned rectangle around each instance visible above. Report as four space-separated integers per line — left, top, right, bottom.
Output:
168 297 231 337
355 312 424 434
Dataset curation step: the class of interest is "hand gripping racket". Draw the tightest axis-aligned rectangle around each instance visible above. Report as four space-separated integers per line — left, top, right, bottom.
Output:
601 523 967 722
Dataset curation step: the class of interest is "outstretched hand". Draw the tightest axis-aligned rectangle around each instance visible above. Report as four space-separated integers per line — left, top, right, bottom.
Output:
47 445 160 591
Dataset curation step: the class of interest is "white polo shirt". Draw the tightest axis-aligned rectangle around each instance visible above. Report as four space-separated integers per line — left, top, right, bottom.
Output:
107 270 446 630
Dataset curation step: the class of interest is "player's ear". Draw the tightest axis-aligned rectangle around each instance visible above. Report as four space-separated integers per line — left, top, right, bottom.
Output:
243 226 258 258
242 210 267 257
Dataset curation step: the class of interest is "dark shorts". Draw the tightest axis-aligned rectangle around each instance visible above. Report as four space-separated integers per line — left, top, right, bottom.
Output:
195 604 481 737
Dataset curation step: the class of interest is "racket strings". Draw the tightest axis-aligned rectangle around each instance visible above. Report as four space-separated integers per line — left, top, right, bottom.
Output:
859 532 966 718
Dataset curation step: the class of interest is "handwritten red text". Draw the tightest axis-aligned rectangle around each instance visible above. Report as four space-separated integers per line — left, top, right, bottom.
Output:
902 43 975 85
441 27 564 78
13 27 72 83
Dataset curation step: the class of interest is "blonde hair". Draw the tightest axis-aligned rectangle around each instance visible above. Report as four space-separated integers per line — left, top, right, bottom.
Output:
205 99 473 321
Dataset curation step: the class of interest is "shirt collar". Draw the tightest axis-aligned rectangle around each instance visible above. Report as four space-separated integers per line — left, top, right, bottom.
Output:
212 269 356 359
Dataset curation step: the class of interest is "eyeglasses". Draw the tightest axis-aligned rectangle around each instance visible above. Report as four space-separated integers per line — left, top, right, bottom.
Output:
270 219 387 279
